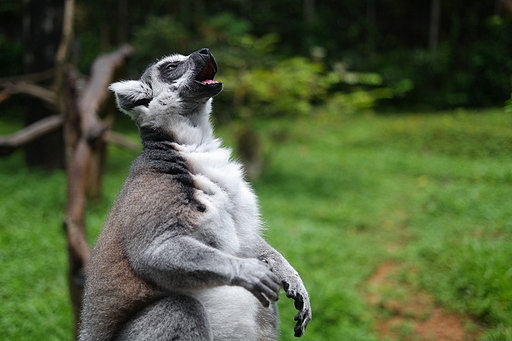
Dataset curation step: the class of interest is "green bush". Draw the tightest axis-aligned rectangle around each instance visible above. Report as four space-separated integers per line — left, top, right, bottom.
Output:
359 17 512 110
223 56 393 118
130 15 392 120
225 57 326 117
131 16 193 70
506 94 512 113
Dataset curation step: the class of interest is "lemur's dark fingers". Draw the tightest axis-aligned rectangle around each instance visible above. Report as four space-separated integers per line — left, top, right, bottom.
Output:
294 324 305 337
293 309 311 337
284 285 304 310
250 280 280 307
266 270 281 296
283 281 311 337
252 290 271 307
261 279 280 301
294 294 304 310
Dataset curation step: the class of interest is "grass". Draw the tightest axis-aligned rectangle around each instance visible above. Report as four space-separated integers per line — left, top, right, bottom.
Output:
0 108 511 340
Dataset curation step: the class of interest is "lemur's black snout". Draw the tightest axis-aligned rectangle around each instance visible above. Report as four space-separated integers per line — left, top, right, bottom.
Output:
191 48 222 97
193 48 213 62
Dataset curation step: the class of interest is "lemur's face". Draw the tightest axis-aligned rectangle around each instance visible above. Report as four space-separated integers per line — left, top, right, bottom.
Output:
109 48 223 120
149 48 223 101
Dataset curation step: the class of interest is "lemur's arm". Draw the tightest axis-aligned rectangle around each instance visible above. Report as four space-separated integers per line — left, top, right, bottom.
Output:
125 233 281 307
253 236 312 337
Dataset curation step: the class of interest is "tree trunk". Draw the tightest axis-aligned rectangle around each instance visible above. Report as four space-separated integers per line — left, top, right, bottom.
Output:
429 0 441 62
117 0 129 44
366 0 376 54
502 0 512 14
303 0 315 24
22 0 65 170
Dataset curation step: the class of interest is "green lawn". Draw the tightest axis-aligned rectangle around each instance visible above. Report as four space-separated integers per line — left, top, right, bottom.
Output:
0 108 511 340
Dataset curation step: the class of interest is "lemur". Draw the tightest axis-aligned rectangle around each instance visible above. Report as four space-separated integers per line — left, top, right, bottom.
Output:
79 48 311 341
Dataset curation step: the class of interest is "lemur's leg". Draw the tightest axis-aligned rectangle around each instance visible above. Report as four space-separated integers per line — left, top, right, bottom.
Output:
114 294 213 341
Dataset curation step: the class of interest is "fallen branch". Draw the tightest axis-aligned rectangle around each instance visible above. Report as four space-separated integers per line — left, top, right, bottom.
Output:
0 115 63 156
78 44 135 137
0 113 139 157
65 137 94 264
1 1 134 335
0 81 56 106
62 42 134 338
64 137 93 338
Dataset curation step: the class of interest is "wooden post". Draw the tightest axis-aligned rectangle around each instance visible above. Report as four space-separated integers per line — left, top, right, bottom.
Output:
62 45 134 338
1 2 134 336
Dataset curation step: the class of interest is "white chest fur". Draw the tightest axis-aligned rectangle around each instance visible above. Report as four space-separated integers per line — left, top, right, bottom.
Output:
173 139 262 255
172 140 276 341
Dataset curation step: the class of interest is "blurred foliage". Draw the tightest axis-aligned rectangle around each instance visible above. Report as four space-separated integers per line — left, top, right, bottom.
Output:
232 57 327 117
127 13 391 177
348 14 512 109
506 94 512 113
2 0 511 110
225 57 389 118
131 14 389 120
131 16 192 69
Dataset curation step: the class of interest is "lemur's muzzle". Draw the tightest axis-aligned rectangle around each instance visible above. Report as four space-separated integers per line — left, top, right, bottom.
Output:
189 48 223 98
194 49 220 85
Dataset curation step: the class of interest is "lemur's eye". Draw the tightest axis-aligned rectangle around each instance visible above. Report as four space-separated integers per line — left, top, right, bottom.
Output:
158 60 184 82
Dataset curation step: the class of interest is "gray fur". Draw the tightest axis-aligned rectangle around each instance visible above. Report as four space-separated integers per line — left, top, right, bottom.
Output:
79 48 311 341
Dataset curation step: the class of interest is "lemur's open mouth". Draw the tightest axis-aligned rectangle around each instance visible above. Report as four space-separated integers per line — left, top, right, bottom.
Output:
195 59 220 85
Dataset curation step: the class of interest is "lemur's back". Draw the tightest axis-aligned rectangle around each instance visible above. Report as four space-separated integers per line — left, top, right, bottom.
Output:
81 127 200 340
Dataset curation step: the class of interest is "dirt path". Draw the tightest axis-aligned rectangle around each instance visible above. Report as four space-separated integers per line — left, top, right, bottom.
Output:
365 262 483 341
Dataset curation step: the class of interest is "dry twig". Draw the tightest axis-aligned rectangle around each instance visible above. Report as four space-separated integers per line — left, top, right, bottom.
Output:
0 81 56 106
0 115 63 156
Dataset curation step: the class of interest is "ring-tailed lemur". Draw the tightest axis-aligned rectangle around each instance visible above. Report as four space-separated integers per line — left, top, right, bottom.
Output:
79 48 311 341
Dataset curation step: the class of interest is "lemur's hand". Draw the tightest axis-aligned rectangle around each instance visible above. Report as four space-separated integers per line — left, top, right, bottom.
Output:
283 279 312 337
232 259 280 307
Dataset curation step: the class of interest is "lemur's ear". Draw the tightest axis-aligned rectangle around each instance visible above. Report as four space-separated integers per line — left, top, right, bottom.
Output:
109 80 153 113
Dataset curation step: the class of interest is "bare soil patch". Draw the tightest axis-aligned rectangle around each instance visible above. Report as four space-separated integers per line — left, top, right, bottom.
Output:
366 262 483 341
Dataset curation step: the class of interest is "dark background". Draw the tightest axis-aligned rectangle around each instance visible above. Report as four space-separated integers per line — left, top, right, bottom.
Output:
1 0 511 110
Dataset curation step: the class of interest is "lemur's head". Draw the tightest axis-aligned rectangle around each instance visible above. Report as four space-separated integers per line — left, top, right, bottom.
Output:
109 48 223 125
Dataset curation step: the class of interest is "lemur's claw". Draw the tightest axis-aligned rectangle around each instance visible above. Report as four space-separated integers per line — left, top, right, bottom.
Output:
283 281 312 337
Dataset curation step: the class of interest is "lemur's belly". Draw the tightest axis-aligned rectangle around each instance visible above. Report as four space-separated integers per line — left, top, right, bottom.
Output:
190 286 278 341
